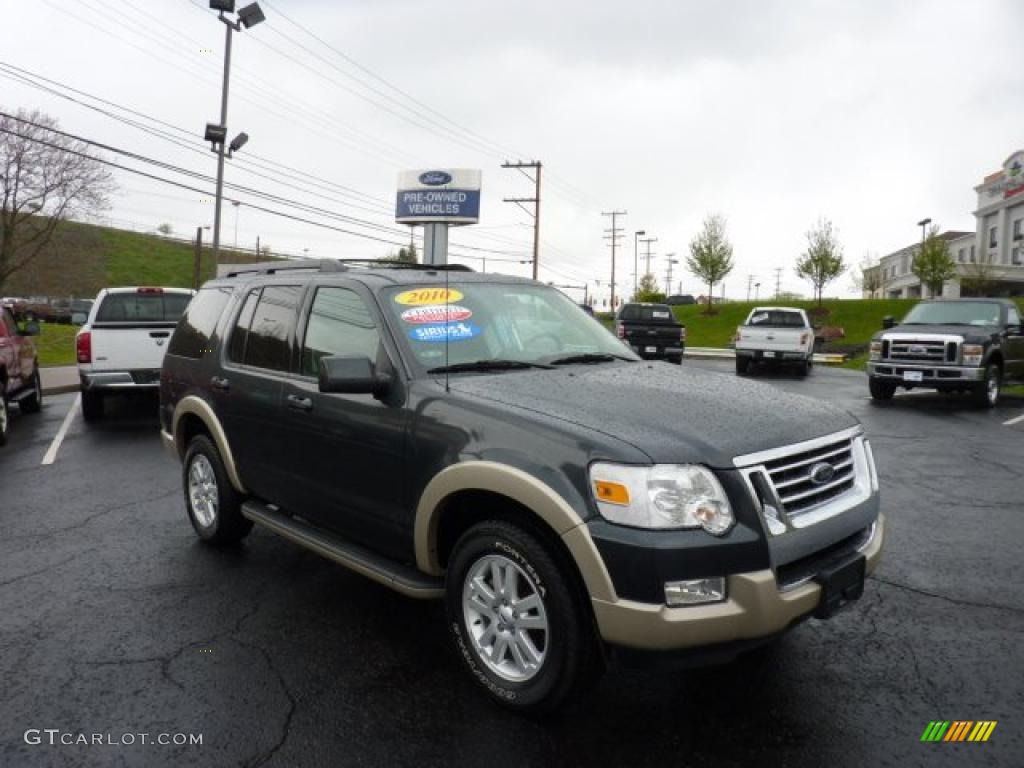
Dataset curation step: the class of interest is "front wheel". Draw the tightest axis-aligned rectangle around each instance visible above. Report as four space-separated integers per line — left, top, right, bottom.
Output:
446 520 598 713
972 364 1000 408
868 377 895 401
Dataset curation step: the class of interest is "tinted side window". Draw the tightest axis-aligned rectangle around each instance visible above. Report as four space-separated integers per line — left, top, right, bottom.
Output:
167 287 233 359
244 285 301 372
228 289 261 364
300 287 380 377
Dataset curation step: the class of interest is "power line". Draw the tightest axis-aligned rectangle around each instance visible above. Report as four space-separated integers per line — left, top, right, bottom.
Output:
501 161 542 280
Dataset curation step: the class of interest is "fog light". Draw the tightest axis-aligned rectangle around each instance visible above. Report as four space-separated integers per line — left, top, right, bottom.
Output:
665 578 726 606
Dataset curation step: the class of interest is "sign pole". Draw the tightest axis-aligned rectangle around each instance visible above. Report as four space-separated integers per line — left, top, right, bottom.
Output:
422 223 449 266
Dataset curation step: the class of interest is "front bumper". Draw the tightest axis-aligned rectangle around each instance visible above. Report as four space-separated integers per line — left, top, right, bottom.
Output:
867 362 984 383
590 513 885 651
80 369 162 390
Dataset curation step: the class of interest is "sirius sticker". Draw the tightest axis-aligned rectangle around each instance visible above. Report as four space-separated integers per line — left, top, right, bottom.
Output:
401 305 473 324
408 322 481 342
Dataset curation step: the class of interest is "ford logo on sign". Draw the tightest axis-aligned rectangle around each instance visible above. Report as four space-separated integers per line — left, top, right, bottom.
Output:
419 171 452 186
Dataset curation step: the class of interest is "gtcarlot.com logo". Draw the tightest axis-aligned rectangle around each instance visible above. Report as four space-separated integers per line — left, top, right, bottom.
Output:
24 729 203 747
921 721 997 743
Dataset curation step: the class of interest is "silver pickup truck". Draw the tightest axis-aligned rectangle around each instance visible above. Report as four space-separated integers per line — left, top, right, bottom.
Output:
735 306 815 376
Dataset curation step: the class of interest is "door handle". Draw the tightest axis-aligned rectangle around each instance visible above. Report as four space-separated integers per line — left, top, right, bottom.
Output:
210 376 231 392
287 394 313 411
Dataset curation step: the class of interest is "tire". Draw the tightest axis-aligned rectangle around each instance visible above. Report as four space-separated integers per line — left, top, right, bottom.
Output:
735 357 749 376
670 356 683 366
797 360 809 377
446 519 598 713
81 389 104 422
19 367 42 414
971 364 1000 408
182 434 252 545
0 395 8 446
868 377 895 401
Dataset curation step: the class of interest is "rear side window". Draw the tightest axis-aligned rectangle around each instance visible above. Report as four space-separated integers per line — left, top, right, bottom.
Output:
228 289 260 364
242 285 301 372
95 292 192 323
300 287 380 377
167 287 233 359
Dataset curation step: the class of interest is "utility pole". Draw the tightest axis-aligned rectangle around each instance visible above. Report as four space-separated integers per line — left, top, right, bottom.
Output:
633 230 646 297
602 210 627 310
664 253 677 295
502 161 542 280
639 237 657 276
746 274 754 302
193 227 203 289
774 267 782 299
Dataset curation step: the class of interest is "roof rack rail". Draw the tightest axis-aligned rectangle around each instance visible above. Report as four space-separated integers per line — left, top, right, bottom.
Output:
223 259 474 278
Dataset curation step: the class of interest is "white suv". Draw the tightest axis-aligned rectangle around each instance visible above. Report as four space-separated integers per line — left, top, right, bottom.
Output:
76 287 194 421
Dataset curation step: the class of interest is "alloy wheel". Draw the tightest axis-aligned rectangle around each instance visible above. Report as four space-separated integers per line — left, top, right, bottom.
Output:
188 454 219 527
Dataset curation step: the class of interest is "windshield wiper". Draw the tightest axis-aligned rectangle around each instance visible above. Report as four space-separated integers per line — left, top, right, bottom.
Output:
547 353 634 365
427 359 555 374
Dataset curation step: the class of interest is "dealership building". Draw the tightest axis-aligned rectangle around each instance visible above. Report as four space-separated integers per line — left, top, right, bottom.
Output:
866 149 1024 298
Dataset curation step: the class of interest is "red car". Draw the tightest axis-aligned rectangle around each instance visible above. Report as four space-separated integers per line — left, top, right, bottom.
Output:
0 305 43 444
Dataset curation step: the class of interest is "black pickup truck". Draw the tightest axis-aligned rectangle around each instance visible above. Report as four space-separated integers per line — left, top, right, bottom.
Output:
867 298 1024 406
614 302 686 363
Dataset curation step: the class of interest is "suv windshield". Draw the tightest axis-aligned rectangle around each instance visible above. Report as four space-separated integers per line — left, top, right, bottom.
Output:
745 310 805 328
381 282 637 371
901 301 1002 326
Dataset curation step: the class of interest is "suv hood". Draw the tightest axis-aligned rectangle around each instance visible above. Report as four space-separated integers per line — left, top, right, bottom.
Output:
446 363 858 467
878 323 998 339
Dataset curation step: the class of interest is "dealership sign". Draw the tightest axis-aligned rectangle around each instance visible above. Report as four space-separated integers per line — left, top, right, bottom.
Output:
396 169 482 224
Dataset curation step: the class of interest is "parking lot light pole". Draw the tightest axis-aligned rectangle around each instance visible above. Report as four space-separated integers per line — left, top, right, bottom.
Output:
205 1 265 271
634 230 645 297
916 217 931 296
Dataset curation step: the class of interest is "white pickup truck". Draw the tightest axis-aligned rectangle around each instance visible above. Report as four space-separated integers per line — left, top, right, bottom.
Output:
734 306 815 376
76 287 194 421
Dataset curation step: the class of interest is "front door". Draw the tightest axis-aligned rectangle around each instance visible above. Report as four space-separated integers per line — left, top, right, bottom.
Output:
278 283 409 560
1004 305 1024 378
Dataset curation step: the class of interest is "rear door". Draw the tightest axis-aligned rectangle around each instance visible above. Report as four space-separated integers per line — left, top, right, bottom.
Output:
90 289 193 374
0 308 26 391
217 283 302 500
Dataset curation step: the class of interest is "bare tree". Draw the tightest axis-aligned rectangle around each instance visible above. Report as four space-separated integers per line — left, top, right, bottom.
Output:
0 108 115 293
959 255 998 297
156 222 173 237
686 213 734 314
795 217 845 306
852 252 885 297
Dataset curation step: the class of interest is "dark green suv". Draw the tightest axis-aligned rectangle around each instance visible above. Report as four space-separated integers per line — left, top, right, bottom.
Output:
160 260 885 712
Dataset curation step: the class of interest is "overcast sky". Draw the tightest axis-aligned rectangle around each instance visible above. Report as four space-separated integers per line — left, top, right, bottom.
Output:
4 0 1023 303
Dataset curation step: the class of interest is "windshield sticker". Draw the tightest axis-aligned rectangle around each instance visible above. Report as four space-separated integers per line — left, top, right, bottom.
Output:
400 304 473 324
395 288 464 306
408 322 481 343
652 311 670 318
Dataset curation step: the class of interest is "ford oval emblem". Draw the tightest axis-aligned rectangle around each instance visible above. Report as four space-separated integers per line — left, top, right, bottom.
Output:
419 171 452 186
908 344 927 355
809 462 836 486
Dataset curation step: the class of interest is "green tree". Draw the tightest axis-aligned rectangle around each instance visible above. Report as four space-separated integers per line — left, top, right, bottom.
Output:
912 227 957 297
633 272 664 302
795 217 845 306
686 214 734 314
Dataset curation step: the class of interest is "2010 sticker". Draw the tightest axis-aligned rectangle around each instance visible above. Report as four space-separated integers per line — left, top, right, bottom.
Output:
408 322 481 343
394 287 464 306
401 305 473 324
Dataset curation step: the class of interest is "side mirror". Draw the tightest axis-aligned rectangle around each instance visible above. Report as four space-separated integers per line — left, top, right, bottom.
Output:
318 355 389 396
21 321 41 336
1007 324 1022 335
882 316 896 330
71 312 88 326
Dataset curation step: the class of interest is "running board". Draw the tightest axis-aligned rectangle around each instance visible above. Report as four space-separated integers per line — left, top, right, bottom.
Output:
241 501 443 599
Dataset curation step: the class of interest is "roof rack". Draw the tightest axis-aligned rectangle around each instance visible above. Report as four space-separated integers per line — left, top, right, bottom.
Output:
223 259 474 278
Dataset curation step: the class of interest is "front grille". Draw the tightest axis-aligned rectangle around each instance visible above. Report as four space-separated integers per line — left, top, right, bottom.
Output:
762 437 856 517
886 339 947 363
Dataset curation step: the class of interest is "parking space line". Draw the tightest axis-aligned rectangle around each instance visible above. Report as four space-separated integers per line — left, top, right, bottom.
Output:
41 395 81 466
1003 413 1024 427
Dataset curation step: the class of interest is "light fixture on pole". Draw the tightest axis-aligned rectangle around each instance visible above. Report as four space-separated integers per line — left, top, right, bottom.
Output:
917 217 931 243
633 229 645 297
204 0 265 273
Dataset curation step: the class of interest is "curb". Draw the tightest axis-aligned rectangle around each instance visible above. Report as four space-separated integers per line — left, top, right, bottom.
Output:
685 347 847 364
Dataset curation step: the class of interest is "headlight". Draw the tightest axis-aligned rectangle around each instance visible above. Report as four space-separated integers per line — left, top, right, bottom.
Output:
869 340 882 361
962 344 983 366
590 463 735 534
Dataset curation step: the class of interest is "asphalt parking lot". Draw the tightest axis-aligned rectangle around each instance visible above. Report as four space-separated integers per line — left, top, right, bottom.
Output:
1 361 1022 768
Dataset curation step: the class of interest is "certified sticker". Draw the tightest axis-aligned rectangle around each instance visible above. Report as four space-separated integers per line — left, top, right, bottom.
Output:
394 287 464 306
401 305 473 324
408 322 481 343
